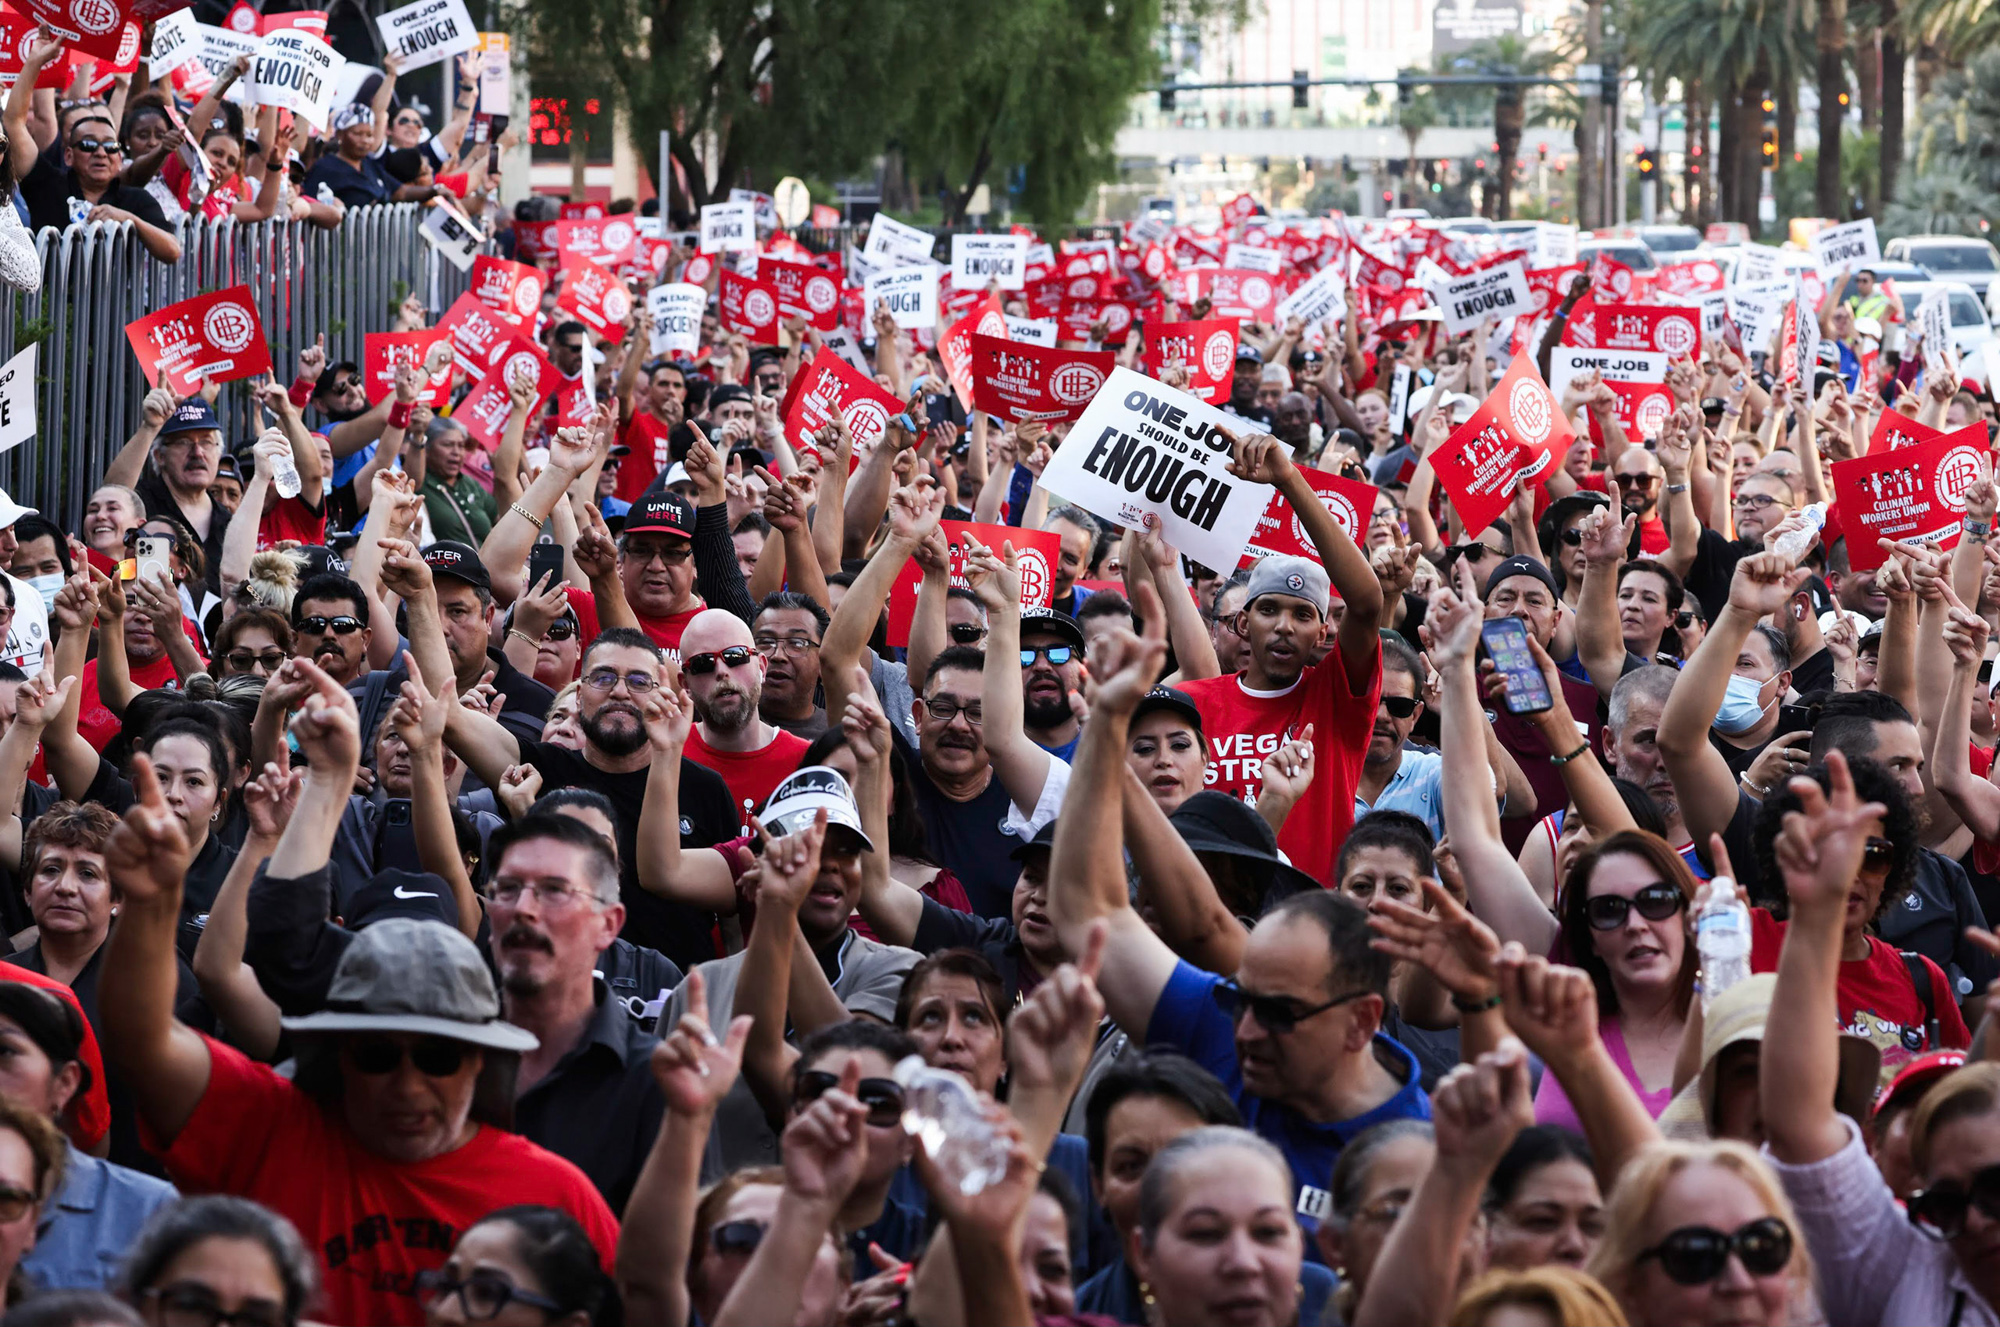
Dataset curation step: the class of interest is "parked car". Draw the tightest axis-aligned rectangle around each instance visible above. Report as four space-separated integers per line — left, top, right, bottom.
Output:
1882 236 2000 300
1578 240 1659 272
1885 279 1994 360
1636 225 1703 257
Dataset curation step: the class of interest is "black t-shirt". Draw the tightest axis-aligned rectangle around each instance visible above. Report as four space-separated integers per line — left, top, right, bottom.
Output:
1790 646 1838 698
18 155 172 235
1685 529 1759 622
1710 729 1771 779
517 740 736 970
892 726 1028 921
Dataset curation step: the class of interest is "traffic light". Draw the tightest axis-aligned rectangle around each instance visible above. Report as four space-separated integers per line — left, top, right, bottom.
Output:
1601 65 1617 103
1636 147 1657 178
1292 69 1309 109
1158 86 1175 112
1761 126 1778 163
1398 78 1412 106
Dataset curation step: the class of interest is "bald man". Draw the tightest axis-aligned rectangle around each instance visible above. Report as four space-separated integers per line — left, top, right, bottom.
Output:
679 608 812 834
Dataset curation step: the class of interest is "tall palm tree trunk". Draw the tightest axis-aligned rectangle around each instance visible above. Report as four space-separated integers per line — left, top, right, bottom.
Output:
1816 0 1848 216
1881 1 1906 203
1495 92 1524 220
1719 85 1740 221
1736 70 1769 225
1579 0 1604 228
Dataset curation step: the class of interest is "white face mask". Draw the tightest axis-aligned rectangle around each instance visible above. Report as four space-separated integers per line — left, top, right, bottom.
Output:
1713 672 1775 736
25 573 59 615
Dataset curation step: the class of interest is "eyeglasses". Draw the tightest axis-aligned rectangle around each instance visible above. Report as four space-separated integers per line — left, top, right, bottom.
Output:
164 434 219 451
948 623 987 645
345 1035 468 1077
1209 977 1374 1034
1637 1217 1793 1286
1584 882 1685 930
624 543 693 566
754 634 820 656
1020 645 1075 667
709 1218 767 1257
295 614 363 636
225 651 286 672
1910 1162 2000 1238
326 376 360 395
489 878 602 908
924 696 983 726
1560 527 1589 547
414 1269 564 1322
581 668 659 693
1734 493 1785 511
0 1184 32 1224
795 1069 905 1127
685 645 756 676
70 137 120 156
1380 694 1420 719
143 1286 287 1327
1864 836 1894 872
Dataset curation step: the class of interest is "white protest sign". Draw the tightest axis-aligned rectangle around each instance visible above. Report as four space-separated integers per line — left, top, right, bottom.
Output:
1919 287 1954 373
1275 265 1347 327
419 198 481 271
728 188 778 232
951 234 1028 291
1732 245 1786 288
1005 316 1058 346
1041 366 1274 576
476 33 509 114
1387 362 1412 436
1813 219 1879 278
1439 261 1531 335
865 214 937 268
197 27 259 104
375 0 477 70
250 29 345 129
819 327 871 374
1727 280 1793 357
1793 279 1822 384
1222 243 1283 275
698 201 755 253
865 263 939 330
646 283 705 356
1548 346 1669 399
149 9 203 76
1697 291 1729 340
1412 256 1453 296
1531 223 1578 268
773 177 810 229
0 345 34 453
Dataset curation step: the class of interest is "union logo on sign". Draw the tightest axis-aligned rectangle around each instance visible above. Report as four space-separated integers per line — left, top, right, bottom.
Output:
1509 377 1553 444
805 276 838 314
513 277 542 318
1067 277 1096 299
1144 249 1167 279
1295 491 1360 544
1656 316 1698 358
601 221 634 253
228 5 257 30
1017 549 1051 605
603 288 632 323
203 302 255 353
1049 363 1104 406
1105 304 1132 334
844 400 889 448
977 312 1006 337
1637 392 1673 437
504 352 540 388
70 0 118 35
1241 277 1273 308
743 289 777 327
114 20 140 59
1202 330 1234 380
1938 446 1985 512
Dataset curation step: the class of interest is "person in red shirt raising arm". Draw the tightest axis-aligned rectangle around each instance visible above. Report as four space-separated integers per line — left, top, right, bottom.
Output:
1179 429 1385 883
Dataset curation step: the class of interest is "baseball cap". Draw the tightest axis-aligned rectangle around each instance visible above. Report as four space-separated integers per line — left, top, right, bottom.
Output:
346 869 460 930
312 362 361 399
1019 607 1086 654
661 462 692 489
1133 685 1204 734
1010 818 1057 862
0 489 37 530
158 399 222 438
709 384 753 411
1235 345 1264 366
279 917 538 1052
1538 491 1610 557
1484 553 1560 600
624 491 697 539
215 454 244 483
422 541 493 595
758 766 874 853
1875 1048 1969 1118
1243 555 1330 618
294 544 348 579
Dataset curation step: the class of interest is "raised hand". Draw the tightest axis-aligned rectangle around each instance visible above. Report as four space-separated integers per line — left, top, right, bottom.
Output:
886 479 946 545
142 386 180 428
296 333 327 385
959 537 1021 614
574 505 618 582
912 1097 1042 1249
1577 507 1634 569
10 672 73 732
1965 452 1998 526
377 538 434 601
838 669 894 769
781 1057 871 1210
1258 724 1317 806
1727 551 1811 620
286 657 363 774
1226 429 1295 486
546 425 596 476
1368 876 1500 1001
128 571 186 644
1430 1038 1534 1175
1424 583 1483 670
390 652 455 753
102 755 193 908
50 568 96 636
496 764 544 821
1006 920 1106 1095
651 968 753 1116
640 682 694 756
513 571 570 641
241 761 302 841
1774 748 1889 917
1945 603 1993 669
1083 579 1168 719
1494 944 1601 1073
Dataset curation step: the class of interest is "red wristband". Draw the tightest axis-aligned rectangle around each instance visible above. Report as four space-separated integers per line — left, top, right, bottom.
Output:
388 400 414 430
288 376 314 409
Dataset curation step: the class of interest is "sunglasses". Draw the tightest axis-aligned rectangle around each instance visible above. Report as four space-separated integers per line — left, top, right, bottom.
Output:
533 617 577 641
142 1286 286 1327
1021 645 1075 667
296 614 363 636
1380 694 1420 719
685 645 756 676
1910 1162 2000 1238
345 1035 468 1077
1674 611 1701 629
1584 882 1685 930
1864 836 1894 871
795 1069 905 1127
1614 472 1660 488
1561 527 1589 547
1210 977 1373 1034
70 137 120 156
1446 543 1498 563
224 650 286 672
948 622 987 645
709 1218 767 1257
1637 1217 1793 1285
0 1184 31 1224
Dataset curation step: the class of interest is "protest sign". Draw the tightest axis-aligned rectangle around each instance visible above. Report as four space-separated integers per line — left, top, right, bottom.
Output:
1058 298 1135 345
1202 270 1281 323
1140 318 1238 405
189 26 257 103
1523 264 1586 317
1698 290 1729 340
1919 288 1954 372
729 187 777 232
1732 245 1786 287
1038 365 1274 575
698 201 754 254
646 283 704 357
865 214 937 267
951 234 1028 291
1654 259 1727 298
1791 281 1821 385
1829 423 1991 569
718 269 782 344
1429 357 1573 534
476 32 508 112
0 345 33 453
884 521 1062 646
436 290 526 374
249 28 344 129
363 330 452 406
469 256 544 321
555 216 638 266
513 220 557 265
124 285 271 393
865 263 939 331
1274 265 1347 329
818 327 870 375
1813 218 1879 278
762 258 842 329
1005 316 1057 346
1868 406 1945 456
1246 467 1378 563
781 353 904 456
1590 302 1703 358
374 0 476 71
969 334 1114 424
1530 224 1578 268
1726 281 1792 358
419 197 481 271
1387 362 1413 436
1439 260 1530 335
10 0 119 49
940 296 1007 411
457 340 561 448
149 8 202 74
556 256 633 342
1546 346 1669 400
1222 243 1283 276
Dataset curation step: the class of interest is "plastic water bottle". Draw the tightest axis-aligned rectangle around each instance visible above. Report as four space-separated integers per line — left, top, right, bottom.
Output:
1696 875 1753 1012
1769 502 1826 564
271 449 302 500
894 1056 1012 1196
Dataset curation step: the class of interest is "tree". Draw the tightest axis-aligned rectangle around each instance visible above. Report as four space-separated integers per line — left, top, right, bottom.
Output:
1395 71 1441 209
1815 0 1850 215
1438 36 1571 220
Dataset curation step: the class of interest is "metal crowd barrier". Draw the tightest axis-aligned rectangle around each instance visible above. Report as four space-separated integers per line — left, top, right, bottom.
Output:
0 202 487 529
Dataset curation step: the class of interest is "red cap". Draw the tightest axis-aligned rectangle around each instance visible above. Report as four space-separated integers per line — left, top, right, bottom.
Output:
1874 1049 1968 1117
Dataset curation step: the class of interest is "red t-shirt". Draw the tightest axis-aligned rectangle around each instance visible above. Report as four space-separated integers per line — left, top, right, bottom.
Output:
568 590 702 663
1179 640 1382 884
616 413 678 501
687 726 812 834
257 494 327 550
78 652 187 752
1749 908 1971 1088
1636 513 1669 556
149 1035 619 1327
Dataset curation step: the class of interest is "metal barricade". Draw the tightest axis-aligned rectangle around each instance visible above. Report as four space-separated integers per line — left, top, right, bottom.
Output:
0 202 487 529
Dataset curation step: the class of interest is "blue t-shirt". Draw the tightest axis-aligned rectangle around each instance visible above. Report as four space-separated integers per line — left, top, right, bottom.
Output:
1147 960 1431 1253
302 152 398 209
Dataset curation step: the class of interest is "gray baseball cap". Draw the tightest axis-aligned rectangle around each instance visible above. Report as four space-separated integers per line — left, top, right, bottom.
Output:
1243 555 1330 618
279 918 539 1053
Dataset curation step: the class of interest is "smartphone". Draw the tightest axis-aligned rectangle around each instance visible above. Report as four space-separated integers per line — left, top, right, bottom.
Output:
1480 617 1554 715
375 799 423 873
529 541 564 593
1775 703 1816 737
134 536 171 585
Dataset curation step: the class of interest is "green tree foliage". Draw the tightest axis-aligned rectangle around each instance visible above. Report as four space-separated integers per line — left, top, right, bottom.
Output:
1887 47 2000 232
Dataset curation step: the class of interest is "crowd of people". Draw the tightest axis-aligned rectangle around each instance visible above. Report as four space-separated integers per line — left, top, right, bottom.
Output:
0 41 1996 1327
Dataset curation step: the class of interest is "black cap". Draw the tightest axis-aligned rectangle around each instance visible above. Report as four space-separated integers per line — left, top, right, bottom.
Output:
1235 344 1264 366
214 453 244 482
1537 490 1611 557
1019 607 1086 654
312 361 361 399
1485 553 1561 600
624 491 697 539
1010 818 1058 861
708 383 753 411
346 869 460 930
295 544 348 579
1700 396 1727 415
422 541 492 594
1133 685 1203 733
1169 791 1321 901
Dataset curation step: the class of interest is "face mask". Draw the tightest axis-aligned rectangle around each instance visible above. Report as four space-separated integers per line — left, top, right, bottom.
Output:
26 573 60 615
1713 672 1773 736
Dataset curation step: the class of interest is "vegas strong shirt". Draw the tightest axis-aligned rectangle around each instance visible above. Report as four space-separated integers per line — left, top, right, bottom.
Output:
1180 639 1382 884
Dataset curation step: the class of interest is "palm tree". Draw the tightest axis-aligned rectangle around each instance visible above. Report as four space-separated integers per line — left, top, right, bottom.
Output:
1438 35 1570 219
1815 0 1850 216
1395 71 1441 208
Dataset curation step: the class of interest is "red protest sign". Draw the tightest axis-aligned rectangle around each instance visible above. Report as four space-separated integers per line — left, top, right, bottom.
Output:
514 220 558 265
553 374 594 430
969 334 1114 423
1831 424 1992 570
762 258 842 330
1246 469 1380 562
1430 357 1573 535
1058 297 1136 345
469 255 546 322
556 256 634 343
1601 380 1679 441
1221 193 1259 229
1588 254 1638 301
718 268 782 345
781 353 904 457
362 330 452 406
1141 318 1239 405
1654 259 1727 297
1523 265 1586 317
1868 407 1945 456
554 216 639 266
456 339 560 448
560 201 604 220
1589 302 1703 358
884 521 1063 647
11 0 128 55
124 284 270 393
437 290 527 375
940 296 1008 411
0 13 76 90
1202 270 1281 322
